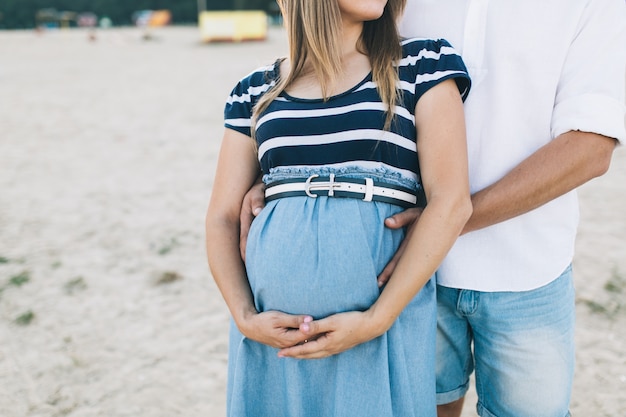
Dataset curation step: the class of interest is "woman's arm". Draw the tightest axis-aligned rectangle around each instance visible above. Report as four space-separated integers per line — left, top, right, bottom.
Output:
278 79 472 358
369 78 472 324
206 129 312 349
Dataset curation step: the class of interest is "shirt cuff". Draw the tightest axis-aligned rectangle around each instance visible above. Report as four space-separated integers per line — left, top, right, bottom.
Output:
551 93 626 145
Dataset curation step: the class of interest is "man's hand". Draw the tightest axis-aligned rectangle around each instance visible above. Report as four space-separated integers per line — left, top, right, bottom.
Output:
377 207 423 287
240 181 266 260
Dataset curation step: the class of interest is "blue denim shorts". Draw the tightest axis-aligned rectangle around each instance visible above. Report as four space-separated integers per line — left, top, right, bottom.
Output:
435 265 575 417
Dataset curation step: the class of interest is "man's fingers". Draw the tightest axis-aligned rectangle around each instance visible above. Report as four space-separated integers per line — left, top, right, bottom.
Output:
239 207 254 260
379 207 423 286
239 181 266 260
246 181 267 217
239 234 248 262
377 258 397 287
377 238 408 286
249 182 266 213
384 207 422 229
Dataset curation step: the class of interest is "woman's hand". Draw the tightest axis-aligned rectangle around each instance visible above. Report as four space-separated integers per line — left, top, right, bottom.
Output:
276 310 388 359
239 310 315 349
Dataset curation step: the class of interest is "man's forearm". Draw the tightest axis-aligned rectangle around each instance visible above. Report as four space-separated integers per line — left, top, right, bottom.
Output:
462 131 617 235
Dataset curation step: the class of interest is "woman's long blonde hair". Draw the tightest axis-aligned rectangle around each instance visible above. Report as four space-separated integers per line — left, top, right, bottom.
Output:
252 0 407 132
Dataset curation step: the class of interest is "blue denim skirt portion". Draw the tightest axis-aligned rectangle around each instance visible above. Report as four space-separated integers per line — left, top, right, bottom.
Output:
227 172 437 417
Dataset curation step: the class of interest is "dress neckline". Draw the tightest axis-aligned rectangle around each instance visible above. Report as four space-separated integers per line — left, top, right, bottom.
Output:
273 58 373 103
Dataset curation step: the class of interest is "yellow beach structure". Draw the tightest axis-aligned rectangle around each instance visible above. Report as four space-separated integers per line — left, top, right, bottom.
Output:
199 10 267 42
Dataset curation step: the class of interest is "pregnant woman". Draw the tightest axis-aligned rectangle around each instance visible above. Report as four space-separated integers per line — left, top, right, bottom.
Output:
205 1 471 416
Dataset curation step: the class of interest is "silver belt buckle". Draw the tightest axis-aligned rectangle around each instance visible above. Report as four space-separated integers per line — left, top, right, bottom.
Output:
304 174 341 197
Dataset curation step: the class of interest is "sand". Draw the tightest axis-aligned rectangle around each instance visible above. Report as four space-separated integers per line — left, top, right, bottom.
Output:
0 26 624 417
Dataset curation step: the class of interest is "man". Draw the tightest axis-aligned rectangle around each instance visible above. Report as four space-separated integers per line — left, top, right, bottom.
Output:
238 0 626 415
382 1 626 416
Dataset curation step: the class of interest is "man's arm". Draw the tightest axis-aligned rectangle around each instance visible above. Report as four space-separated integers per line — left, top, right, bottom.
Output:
378 130 617 285
464 130 616 234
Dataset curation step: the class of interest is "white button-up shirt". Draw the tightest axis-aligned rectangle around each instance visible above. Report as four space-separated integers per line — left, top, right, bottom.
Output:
400 0 626 291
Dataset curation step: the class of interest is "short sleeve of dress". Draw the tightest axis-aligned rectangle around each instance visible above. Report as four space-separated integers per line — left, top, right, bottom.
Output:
224 62 279 137
401 38 471 110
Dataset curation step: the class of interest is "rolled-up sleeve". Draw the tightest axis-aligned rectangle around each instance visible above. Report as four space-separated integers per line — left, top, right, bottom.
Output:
551 0 626 144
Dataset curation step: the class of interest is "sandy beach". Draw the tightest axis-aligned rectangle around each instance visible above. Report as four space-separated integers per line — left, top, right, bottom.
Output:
0 26 624 417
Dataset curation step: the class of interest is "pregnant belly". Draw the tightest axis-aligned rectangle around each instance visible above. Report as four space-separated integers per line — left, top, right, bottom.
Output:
245 197 404 318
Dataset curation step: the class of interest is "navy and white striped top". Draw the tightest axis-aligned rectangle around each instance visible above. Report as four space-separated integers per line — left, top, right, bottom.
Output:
224 38 470 194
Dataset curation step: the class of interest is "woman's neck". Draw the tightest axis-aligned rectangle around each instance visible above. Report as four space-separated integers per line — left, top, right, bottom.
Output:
339 20 363 58
282 21 371 100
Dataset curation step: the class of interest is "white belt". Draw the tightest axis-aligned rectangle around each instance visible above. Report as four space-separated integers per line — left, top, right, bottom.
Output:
264 174 424 208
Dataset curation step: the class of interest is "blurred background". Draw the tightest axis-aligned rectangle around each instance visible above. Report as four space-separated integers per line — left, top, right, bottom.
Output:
0 1 624 416
0 1 277 29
